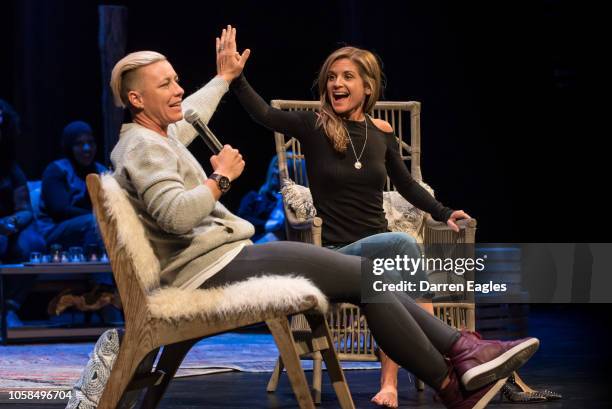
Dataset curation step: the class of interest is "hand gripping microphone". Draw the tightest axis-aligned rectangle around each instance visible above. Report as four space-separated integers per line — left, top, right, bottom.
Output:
184 109 224 154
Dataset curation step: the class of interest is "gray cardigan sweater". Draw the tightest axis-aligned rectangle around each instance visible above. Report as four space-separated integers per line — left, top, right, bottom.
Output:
110 77 254 288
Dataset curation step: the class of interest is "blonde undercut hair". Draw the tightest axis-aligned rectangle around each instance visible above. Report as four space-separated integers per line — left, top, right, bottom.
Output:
110 51 167 108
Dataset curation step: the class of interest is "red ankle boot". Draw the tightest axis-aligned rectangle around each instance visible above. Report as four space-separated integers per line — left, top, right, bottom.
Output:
438 362 507 409
447 330 539 391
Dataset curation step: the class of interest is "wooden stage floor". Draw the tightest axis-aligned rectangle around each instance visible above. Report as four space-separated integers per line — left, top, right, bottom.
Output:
1 304 611 408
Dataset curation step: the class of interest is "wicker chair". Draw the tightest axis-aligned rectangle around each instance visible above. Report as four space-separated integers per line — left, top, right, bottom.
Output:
266 100 477 402
86 174 355 409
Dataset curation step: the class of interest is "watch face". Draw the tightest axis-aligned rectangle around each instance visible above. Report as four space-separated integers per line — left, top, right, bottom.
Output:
218 176 231 191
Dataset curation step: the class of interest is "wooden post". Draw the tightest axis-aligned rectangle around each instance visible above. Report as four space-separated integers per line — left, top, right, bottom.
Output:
98 5 127 166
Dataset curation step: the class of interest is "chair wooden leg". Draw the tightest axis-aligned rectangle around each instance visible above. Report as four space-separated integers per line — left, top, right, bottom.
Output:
266 356 285 392
267 317 315 409
97 332 152 409
312 352 323 404
118 347 159 409
140 338 202 409
512 372 536 393
305 313 355 409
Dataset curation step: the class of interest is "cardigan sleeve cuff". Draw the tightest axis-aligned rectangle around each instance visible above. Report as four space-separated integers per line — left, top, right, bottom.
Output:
170 76 230 146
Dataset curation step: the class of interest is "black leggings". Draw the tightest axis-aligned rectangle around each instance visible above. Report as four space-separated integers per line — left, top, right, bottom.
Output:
202 241 459 389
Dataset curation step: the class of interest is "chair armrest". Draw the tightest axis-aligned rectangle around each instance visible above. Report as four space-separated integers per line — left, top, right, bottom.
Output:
424 216 477 230
284 202 321 230
283 202 323 246
423 215 477 244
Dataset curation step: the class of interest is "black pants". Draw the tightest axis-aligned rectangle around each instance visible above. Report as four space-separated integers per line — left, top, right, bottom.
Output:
202 241 459 389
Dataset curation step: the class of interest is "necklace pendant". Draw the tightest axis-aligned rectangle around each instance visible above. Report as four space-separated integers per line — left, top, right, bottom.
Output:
354 161 362 169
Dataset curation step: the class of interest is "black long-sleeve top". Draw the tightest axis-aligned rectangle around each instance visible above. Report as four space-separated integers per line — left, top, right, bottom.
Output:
231 75 453 246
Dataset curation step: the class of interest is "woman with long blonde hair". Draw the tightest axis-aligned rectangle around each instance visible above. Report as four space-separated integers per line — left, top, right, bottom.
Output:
229 41 521 408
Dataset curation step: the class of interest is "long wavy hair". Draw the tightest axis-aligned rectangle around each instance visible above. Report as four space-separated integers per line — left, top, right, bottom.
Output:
315 47 384 152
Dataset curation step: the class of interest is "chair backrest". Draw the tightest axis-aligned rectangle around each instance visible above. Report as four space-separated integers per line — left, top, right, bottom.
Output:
272 100 422 189
87 174 161 321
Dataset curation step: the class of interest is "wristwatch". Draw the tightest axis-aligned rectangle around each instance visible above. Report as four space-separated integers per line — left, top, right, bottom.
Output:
209 173 231 194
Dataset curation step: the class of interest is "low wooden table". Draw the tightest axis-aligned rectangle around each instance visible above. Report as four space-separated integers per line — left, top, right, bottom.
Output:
0 262 119 344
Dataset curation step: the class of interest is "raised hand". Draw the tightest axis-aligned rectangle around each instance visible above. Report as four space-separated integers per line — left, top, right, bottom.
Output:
216 25 251 83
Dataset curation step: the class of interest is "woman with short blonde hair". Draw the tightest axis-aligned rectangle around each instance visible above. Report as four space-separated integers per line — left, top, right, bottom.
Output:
110 50 167 109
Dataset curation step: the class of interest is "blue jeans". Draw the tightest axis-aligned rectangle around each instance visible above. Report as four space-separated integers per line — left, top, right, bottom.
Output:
44 214 103 249
329 232 432 299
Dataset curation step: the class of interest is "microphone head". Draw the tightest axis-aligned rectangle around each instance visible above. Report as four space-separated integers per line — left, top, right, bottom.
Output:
183 109 199 124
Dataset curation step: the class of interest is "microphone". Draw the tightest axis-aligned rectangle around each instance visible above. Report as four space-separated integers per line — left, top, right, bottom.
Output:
184 109 224 154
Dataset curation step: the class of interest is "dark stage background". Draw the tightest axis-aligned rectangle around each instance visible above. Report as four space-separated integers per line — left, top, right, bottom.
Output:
1 0 605 243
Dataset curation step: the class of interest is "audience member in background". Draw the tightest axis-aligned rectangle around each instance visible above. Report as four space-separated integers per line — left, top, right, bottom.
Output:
238 153 310 242
237 155 285 242
39 121 121 324
0 99 46 327
38 121 107 250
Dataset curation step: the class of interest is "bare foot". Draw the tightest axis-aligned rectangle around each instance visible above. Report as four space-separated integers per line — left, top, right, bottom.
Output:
371 386 398 408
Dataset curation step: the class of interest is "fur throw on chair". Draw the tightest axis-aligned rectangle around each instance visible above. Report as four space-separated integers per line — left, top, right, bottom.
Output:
101 173 160 292
100 174 328 323
280 178 316 221
148 275 328 322
382 182 435 243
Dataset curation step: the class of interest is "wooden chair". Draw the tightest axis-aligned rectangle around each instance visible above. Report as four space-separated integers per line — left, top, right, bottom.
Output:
86 173 355 409
266 100 477 401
